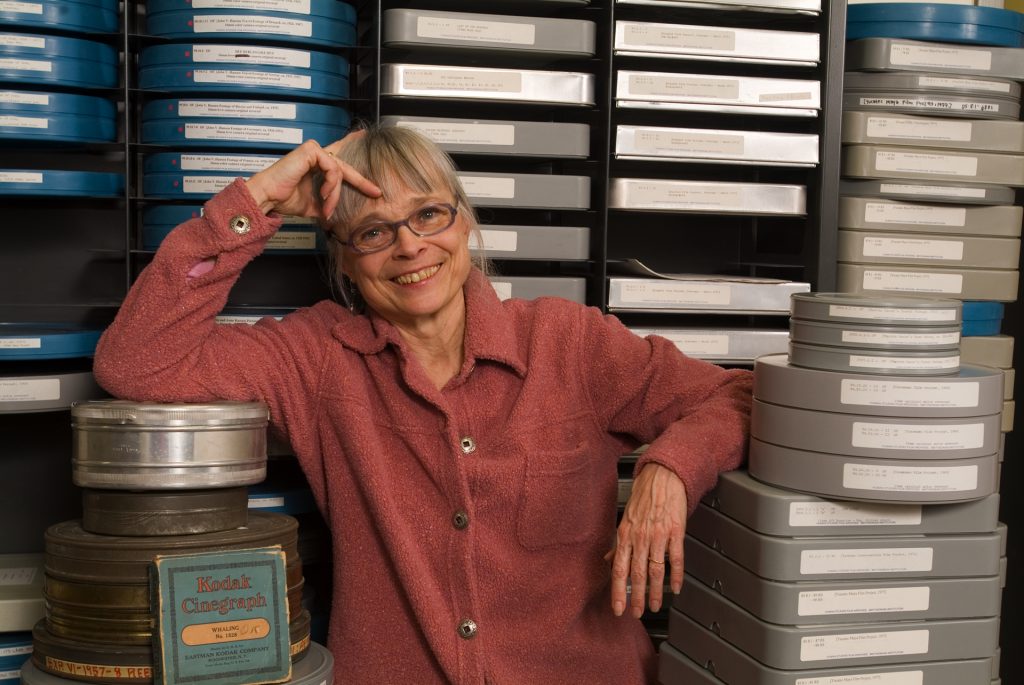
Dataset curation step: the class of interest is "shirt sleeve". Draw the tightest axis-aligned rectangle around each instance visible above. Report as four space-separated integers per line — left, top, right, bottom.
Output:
575 305 753 515
92 178 331 461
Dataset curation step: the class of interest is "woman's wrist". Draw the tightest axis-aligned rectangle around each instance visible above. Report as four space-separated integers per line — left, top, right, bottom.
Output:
244 176 277 216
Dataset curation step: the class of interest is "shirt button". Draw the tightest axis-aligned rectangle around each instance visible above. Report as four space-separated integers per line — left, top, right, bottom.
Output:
457 618 477 639
460 436 476 454
452 510 469 530
229 215 251 234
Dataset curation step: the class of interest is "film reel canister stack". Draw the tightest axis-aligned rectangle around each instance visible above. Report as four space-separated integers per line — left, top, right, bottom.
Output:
660 293 1006 684
26 400 331 685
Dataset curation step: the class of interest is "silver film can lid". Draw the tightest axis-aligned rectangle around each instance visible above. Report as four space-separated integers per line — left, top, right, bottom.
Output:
71 399 268 426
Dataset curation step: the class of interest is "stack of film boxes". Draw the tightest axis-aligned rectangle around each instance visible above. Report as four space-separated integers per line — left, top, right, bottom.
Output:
838 7 1024 439
659 292 1006 685
22 400 334 685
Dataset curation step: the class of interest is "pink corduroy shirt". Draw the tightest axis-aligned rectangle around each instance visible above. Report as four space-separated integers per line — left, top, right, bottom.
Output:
93 179 752 685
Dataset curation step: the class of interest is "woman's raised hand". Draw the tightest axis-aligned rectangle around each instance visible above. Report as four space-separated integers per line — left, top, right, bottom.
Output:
245 130 381 219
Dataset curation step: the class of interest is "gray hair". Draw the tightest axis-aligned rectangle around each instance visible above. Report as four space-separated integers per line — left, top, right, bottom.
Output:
318 124 491 310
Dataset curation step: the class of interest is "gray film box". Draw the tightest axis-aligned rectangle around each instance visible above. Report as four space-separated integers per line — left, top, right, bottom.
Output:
615 125 819 166
846 37 1024 81
841 90 1021 120
381 116 590 158
608 278 810 314
672 579 1000 669
843 70 1022 100
687 502 1004 580
789 317 962 349
0 553 44 631
609 178 806 215
613 20 819 65
488 276 586 303
842 111 1024 153
788 340 962 376
683 534 1004 624
0 370 104 414
840 178 1017 205
838 197 1024 237
382 9 596 57
458 172 590 209
659 630 993 685
471 225 589 260
838 229 1022 269
842 144 1024 187
617 0 824 16
754 353 1005 417
628 327 789 363
751 398 1002 460
381 63 595 106
962 334 1014 368
615 70 820 115
836 262 1019 301
703 470 1000 536
790 292 963 326
749 438 1000 503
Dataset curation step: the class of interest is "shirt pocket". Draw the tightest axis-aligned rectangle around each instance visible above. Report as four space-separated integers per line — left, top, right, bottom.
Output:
516 436 615 550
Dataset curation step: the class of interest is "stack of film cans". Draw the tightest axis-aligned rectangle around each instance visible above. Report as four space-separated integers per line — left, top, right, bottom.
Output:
24 400 333 685
139 0 357 257
838 5 1024 442
660 292 1006 684
0 0 124 197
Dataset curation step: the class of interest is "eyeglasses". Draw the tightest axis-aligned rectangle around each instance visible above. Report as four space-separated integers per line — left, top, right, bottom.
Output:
332 202 459 255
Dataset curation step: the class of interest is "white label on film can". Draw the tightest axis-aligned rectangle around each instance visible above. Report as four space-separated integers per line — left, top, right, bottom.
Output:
629 74 740 100
474 230 518 253
800 547 933 575
843 463 979 492
828 304 958 322
417 17 536 45
0 337 42 348
184 123 303 144
851 422 985 450
800 630 930 662
403 68 522 94
797 586 930 616
191 45 311 68
192 15 313 37
661 333 730 356
840 378 979 408
866 116 972 143
789 501 922 527
459 175 515 199
0 378 59 401
889 43 992 71
841 330 960 345
619 281 732 306
796 673 924 685
397 120 515 146
624 24 736 52
874 150 978 178
0 2 43 15
879 183 986 199
861 269 964 295
848 354 960 370
0 115 47 128
0 565 37 585
864 202 966 228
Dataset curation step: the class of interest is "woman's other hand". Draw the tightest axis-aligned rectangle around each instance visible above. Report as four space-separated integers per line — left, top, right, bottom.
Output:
245 130 381 219
610 462 687 618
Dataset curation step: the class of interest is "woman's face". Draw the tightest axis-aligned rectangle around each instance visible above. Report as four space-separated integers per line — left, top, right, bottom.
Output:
339 186 472 329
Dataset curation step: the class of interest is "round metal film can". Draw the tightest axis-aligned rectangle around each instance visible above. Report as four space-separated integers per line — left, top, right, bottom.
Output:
789 341 961 375
81 487 249 536
790 318 961 351
45 512 299 585
71 400 268 490
790 292 962 326
751 398 1001 459
749 437 999 503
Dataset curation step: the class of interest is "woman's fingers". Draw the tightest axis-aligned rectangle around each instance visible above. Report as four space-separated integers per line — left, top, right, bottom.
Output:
611 463 688 618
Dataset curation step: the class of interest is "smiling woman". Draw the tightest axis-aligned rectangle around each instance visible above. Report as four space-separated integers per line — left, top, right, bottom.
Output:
92 123 753 685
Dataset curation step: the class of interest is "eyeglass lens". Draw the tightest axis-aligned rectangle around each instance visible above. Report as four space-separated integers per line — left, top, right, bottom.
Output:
350 203 456 253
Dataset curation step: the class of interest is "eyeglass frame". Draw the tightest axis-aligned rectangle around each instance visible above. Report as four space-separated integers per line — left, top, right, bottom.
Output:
329 201 460 255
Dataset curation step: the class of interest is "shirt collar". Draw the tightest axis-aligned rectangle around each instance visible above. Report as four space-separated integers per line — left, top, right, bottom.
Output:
330 268 527 378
